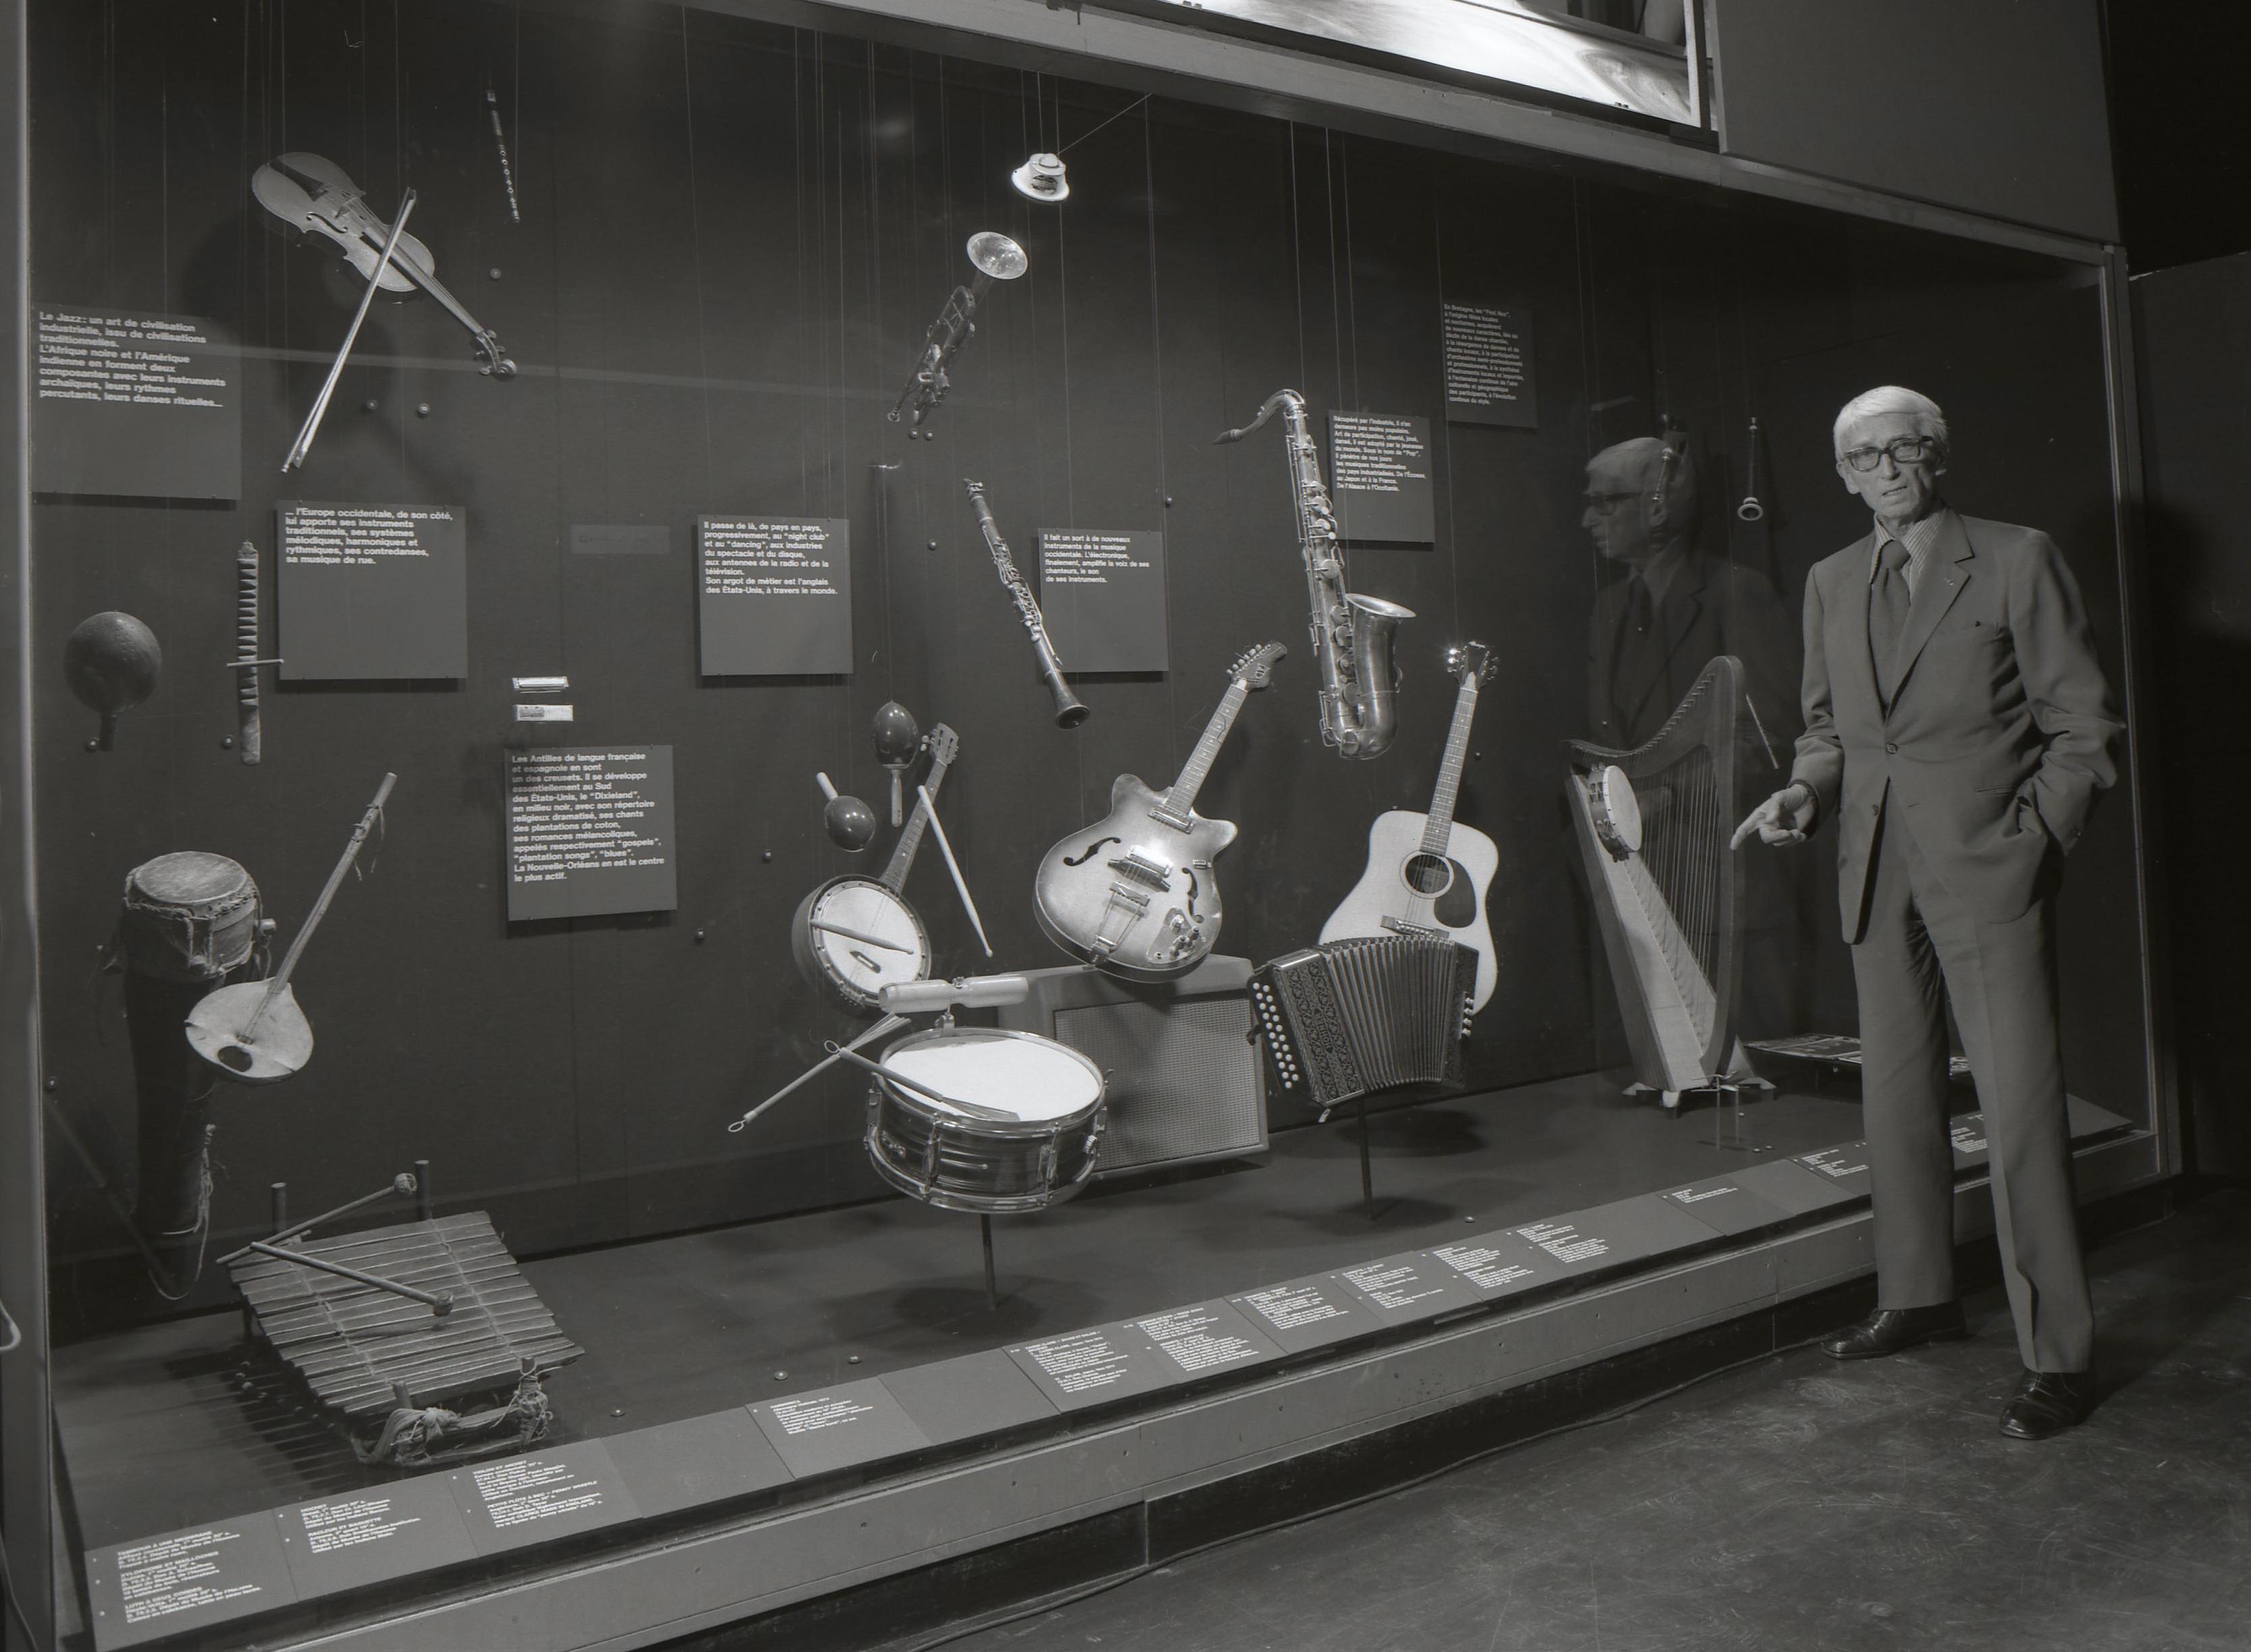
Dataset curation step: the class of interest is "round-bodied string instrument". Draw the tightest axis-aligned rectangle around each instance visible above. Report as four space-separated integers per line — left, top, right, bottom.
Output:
186 773 395 1084
862 1028 1106 1214
791 725 956 1014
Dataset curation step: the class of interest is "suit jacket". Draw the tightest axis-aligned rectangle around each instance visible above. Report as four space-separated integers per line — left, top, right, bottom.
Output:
1588 550 1800 758
1789 511 2121 941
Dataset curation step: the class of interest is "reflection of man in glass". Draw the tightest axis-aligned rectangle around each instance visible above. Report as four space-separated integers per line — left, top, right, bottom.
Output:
1734 387 2121 1439
1582 435 1802 1035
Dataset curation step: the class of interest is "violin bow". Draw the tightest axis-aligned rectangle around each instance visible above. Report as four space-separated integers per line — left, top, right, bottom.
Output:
283 190 417 472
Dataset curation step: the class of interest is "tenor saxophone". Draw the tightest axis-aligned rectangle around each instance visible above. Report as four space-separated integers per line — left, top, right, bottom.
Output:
1214 389 1413 759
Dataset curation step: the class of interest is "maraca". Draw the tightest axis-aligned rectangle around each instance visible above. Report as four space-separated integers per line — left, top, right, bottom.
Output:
815 772 877 852
63 611 161 752
871 700 921 827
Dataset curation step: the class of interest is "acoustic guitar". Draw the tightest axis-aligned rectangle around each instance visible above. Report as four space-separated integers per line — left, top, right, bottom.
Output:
792 725 957 1014
1320 642 1500 1010
1033 642 1285 981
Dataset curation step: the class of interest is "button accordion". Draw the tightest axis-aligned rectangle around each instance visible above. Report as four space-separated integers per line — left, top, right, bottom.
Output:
1249 934 1477 1120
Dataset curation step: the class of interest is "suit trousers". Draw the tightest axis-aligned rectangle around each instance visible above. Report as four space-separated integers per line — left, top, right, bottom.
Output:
1851 798 2093 1372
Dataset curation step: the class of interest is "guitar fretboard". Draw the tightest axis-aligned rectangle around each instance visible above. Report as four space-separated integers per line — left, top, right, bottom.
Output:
882 754 951 891
1418 677 1480 856
1162 680 1251 820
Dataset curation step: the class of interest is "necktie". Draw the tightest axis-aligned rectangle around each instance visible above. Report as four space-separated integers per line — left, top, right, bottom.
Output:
1869 538 1911 703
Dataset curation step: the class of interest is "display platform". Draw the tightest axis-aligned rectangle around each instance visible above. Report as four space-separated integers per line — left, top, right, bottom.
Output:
54 1069 2136 1650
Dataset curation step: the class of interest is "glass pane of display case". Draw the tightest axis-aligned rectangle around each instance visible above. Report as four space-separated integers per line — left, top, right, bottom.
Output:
26 1 2149 1645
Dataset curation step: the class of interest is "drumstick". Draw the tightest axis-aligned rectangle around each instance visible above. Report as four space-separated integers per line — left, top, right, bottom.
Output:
825 1041 1013 1122
727 1015 907 1133
916 783 993 957
810 918 913 955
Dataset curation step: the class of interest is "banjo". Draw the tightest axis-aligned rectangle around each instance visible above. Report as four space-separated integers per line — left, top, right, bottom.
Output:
790 725 958 1015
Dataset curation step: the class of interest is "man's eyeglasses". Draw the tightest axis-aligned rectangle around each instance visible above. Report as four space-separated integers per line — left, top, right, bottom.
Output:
1585 491 1641 514
1840 436 1940 473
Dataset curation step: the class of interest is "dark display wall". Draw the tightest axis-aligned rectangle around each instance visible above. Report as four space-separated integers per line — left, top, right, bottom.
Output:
30 0 2150 1306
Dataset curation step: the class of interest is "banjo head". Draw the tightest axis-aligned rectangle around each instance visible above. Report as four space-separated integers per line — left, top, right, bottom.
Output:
1588 763 1644 859
803 879 931 1011
185 980 313 1085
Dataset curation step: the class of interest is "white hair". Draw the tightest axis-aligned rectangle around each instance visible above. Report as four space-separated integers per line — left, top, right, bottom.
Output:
1832 386 1949 458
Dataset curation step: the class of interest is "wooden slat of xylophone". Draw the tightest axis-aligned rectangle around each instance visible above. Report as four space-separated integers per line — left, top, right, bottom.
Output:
227 1211 581 1418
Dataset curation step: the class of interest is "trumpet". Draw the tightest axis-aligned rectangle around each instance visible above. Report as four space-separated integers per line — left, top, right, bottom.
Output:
888 232 1027 437
1214 389 1412 759
961 479 1090 729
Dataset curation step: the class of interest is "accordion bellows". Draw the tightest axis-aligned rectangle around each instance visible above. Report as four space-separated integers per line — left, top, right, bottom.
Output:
1251 934 1477 1116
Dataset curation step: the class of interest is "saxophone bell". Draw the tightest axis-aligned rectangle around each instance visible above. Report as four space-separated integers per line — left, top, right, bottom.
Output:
1217 389 1415 759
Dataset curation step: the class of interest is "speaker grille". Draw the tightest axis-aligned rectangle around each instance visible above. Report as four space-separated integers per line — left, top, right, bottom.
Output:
1053 995 1265 1175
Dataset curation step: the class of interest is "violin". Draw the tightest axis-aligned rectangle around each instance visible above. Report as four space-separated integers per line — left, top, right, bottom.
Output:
252 153 516 378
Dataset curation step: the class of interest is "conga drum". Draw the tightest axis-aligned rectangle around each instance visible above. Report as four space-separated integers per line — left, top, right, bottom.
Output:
115 852 265 1287
863 1027 1107 1215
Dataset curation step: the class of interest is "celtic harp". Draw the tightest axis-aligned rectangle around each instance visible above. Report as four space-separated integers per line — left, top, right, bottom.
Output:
1565 655 1755 1109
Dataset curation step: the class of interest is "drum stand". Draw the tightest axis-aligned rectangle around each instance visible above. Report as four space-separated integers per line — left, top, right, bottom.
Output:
979 1215 1000 1309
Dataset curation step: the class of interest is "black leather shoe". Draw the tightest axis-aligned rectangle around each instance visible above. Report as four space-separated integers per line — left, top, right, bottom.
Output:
1819 1301 1968 1360
2000 1368 2096 1439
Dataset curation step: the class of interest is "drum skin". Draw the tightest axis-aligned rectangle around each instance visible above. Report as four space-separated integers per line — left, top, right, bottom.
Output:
863 1028 1107 1215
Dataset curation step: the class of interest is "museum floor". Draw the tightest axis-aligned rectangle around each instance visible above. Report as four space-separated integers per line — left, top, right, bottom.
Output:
897 1182 2251 1652
53 1070 1875 1550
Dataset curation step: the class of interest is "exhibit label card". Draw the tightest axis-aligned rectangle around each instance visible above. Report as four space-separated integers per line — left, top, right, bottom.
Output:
1228 1275 1375 1355
1037 530 1168 673
1441 302 1538 429
1511 1194 1717 1277
505 746 678 921
1327 414 1436 544
275 1479 476 1601
1426 1233 1563 1298
698 516 851 676
34 307 240 499
1949 1113 1991 1171
276 501 469 680
604 1410 793 1518
749 1379 933 1479
86 1516 299 1650
1007 1325 1178 1411
1334 1252 1483 1323
447 1441 641 1556
1797 1141 1874 1196
1662 1159 1859 1236
882 1349 1060 1447
1128 1299 1284 1380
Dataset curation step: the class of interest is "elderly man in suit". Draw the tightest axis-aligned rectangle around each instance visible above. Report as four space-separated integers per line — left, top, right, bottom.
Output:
1733 385 2121 1439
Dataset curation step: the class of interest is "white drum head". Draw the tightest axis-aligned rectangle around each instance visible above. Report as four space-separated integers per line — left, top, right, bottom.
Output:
1590 763 1643 856
885 1030 1102 1122
811 883 929 997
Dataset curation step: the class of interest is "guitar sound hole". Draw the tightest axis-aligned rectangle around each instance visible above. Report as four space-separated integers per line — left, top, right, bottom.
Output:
1405 853 1454 897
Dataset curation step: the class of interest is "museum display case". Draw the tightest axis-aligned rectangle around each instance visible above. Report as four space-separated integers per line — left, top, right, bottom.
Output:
1 2 2164 1647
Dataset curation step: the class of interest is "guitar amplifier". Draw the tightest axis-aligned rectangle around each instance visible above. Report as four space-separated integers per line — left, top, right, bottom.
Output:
994 958 1268 1179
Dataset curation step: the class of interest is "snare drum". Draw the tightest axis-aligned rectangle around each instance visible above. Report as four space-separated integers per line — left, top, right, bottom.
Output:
864 1028 1107 1215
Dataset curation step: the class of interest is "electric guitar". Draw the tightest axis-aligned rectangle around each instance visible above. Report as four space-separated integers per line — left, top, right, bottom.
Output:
791 725 957 1014
1320 641 1500 1010
1033 642 1286 981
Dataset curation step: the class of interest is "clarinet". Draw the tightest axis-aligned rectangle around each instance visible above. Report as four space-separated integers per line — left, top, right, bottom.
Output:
960 478 1089 729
